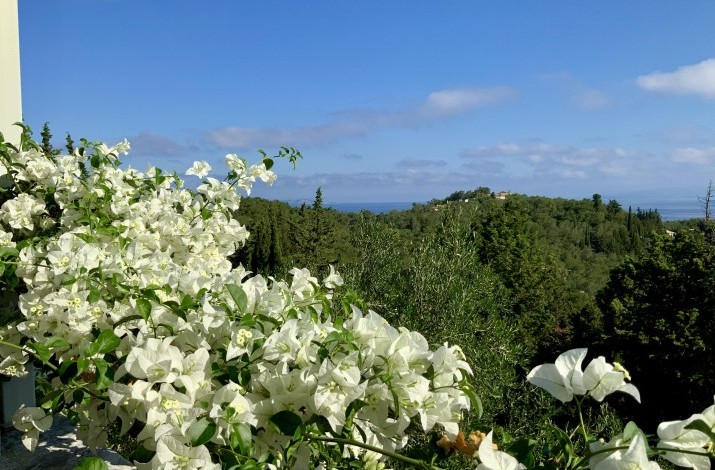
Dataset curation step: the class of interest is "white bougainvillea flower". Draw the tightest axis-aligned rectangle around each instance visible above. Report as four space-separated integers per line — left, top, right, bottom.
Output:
528 348 640 403
526 348 588 402
0 351 29 377
114 138 131 155
583 356 640 403
0 193 45 231
122 337 184 383
13 407 53 452
477 431 525 470
0 229 15 248
592 433 660 470
185 160 212 178
224 153 246 172
657 396 714 470
322 264 344 289
154 436 219 470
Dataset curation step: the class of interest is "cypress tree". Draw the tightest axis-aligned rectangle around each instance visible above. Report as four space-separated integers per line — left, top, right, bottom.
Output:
41 122 57 156
267 210 283 274
65 132 75 154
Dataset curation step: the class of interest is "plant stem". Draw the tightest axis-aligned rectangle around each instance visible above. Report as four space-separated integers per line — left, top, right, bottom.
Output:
589 444 711 460
575 397 590 452
309 435 445 470
656 446 712 458
0 339 58 372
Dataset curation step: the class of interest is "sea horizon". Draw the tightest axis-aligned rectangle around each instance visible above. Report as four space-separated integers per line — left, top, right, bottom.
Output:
283 198 705 222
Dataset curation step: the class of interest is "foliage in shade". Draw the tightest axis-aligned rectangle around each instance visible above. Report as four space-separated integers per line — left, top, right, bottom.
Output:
598 229 715 428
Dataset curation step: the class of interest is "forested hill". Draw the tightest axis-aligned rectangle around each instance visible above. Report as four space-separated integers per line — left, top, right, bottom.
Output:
233 186 677 365
234 187 714 440
235 188 668 301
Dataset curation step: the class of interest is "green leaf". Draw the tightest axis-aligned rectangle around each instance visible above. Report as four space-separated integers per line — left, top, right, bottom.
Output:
180 293 196 310
59 360 79 384
113 314 143 328
73 233 97 243
505 438 537 468
343 399 366 435
73 389 85 404
130 446 156 464
140 288 161 303
390 387 400 417
231 423 253 456
136 298 152 320
93 358 113 389
29 342 52 363
323 331 341 344
226 284 248 312
186 417 217 447
87 286 101 304
461 385 483 420
0 246 18 260
548 424 575 461
236 368 251 388
263 158 274 170
77 356 90 375
84 330 120 356
156 323 175 336
72 456 109 470
39 388 64 409
59 276 77 286
268 410 303 436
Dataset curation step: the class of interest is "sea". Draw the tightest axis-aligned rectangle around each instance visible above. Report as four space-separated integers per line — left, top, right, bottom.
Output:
322 199 705 222
615 198 704 222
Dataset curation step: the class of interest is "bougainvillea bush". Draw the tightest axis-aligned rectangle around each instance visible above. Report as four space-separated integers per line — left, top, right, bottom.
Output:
0 126 476 469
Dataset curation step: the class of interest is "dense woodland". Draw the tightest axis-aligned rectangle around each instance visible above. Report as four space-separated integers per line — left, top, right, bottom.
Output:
234 185 715 467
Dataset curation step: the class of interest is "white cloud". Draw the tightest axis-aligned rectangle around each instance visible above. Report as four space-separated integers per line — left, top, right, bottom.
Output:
570 89 610 110
205 87 517 149
421 87 517 117
670 147 715 164
462 141 651 180
263 168 483 201
464 142 572 159
396 158 447 169
127 132 185 156
641 125 713 145
555 168 587 179
204 122 366 149
636 58 715 98
541 72 611 110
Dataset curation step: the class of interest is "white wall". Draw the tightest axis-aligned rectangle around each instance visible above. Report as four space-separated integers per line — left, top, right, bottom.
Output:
0 0 22 145
0 0 34 431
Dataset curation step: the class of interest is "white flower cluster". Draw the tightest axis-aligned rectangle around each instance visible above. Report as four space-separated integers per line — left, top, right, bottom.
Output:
0 138 472 469
657 396 714 470
526 348 640 404
526 349 715 470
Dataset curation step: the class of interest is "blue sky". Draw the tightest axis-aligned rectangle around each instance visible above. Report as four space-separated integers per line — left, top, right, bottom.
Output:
16 1 715 204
